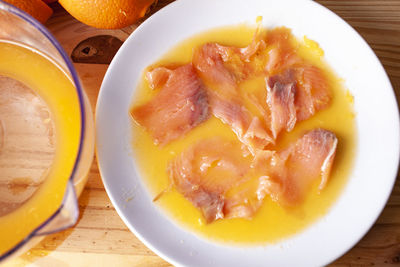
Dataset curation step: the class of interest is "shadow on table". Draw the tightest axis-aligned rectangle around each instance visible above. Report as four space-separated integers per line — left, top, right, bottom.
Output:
18 191 90 265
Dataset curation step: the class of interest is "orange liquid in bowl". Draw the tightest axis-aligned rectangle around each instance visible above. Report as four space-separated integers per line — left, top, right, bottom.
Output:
132 25 357 244
0 41 82 255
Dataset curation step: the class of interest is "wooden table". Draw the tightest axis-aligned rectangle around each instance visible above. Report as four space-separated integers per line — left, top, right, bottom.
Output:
4 1 400 266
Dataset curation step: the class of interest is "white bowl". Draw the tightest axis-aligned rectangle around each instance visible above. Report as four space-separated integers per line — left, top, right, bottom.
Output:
96 0 400 266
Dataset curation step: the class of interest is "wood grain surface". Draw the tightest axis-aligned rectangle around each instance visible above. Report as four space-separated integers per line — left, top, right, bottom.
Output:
4 0 400 266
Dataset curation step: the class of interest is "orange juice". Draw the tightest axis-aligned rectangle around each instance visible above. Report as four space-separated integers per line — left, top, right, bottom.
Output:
0 41 82 255
131 25 356 244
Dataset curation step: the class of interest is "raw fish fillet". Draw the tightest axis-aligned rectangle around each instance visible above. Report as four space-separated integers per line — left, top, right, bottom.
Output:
135 22 341 224
192 26 331 148
192 43 238 97
193 19 266 93
264 28 302 75
254 129 338 206
131 64 209 145
192 27 273 153
145 66 172 89
263 28 331 133
209 91 273 155
168 138 269 223
266 69 297 139
266 66 332 138
295 65 332 121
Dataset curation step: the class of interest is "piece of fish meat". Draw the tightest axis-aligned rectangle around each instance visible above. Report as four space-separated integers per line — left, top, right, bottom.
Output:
266 66 331 138
253 128 338 206
266 69 297 139
192 28 273 152
131 64 209 145
295 65 332 121
263 28 331 136
209 91 273 155
193 22 267 94
168 138 269 223
264 27 302 75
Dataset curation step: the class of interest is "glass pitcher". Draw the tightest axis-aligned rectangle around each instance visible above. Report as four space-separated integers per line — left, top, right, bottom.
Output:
0 0 94 262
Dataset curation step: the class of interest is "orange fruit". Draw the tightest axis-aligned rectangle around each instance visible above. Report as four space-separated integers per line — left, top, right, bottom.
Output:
59 0 156 29
3 0 53 24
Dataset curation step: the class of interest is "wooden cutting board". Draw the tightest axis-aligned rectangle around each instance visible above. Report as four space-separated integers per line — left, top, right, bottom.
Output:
4 1 400 266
